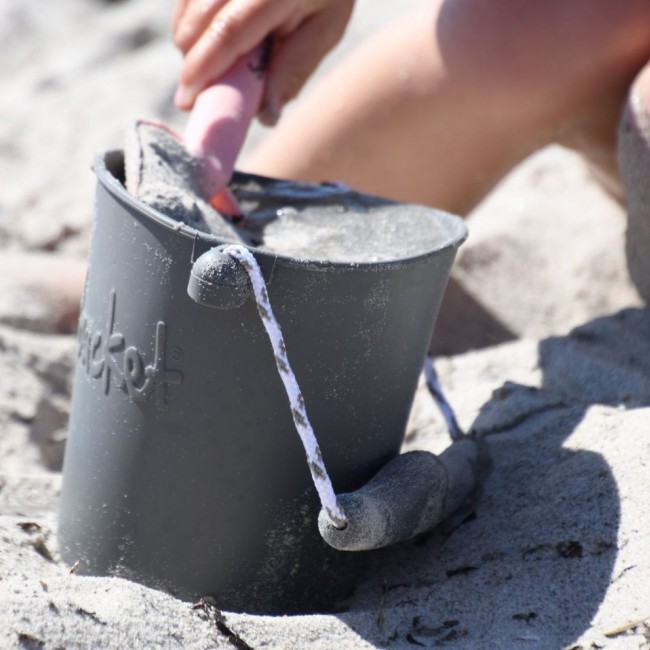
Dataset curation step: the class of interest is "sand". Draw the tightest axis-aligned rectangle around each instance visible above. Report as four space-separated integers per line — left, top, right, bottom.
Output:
1 0 649 648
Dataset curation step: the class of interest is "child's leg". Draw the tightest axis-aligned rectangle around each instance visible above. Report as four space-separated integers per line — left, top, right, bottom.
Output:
243 0 650 214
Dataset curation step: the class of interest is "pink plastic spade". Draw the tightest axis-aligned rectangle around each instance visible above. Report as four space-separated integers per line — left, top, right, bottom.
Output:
183 46 266 216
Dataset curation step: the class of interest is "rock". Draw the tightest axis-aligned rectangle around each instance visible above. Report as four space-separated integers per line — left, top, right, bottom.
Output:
619 65 650 303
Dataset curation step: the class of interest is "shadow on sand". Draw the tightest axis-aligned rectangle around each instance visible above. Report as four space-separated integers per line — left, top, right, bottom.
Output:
337 307 650 649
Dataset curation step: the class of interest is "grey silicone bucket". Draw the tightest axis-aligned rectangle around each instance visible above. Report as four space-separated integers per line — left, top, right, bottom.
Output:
58 151 467 614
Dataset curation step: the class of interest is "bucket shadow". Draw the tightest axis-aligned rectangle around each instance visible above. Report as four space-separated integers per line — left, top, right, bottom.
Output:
431 277 516 356
335 307 649 649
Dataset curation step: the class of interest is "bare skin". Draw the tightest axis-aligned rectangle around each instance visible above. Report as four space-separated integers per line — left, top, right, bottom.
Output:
242 0 650 214
173 0 355 124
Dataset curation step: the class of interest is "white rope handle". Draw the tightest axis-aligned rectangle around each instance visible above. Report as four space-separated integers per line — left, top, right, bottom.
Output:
424 354 464 441
223 245 348 529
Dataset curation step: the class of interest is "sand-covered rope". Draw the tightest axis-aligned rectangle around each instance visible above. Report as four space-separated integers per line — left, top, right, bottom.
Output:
223 245 348 529
424 355 464 440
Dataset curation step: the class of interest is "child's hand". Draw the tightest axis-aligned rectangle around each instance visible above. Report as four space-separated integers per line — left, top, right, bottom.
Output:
173 0 355 124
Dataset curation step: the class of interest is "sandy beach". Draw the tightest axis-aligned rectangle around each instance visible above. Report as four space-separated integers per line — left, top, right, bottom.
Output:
1 0 649 648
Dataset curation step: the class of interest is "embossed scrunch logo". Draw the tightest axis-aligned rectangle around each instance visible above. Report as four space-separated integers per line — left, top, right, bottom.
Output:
77 290 183 410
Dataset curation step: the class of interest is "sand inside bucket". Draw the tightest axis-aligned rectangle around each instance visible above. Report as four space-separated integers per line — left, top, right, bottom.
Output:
125 122 461 263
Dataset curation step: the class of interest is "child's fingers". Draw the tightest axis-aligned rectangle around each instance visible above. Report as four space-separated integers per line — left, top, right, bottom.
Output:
176 0 295 109
173 0 228 54
259 1 354 125
171 0 190 35
174 0 351 112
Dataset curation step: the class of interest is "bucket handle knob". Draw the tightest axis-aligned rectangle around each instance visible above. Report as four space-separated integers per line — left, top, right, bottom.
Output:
187 246 252 309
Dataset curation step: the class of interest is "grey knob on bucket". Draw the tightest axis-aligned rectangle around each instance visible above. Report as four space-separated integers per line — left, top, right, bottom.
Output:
187 246 251 309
